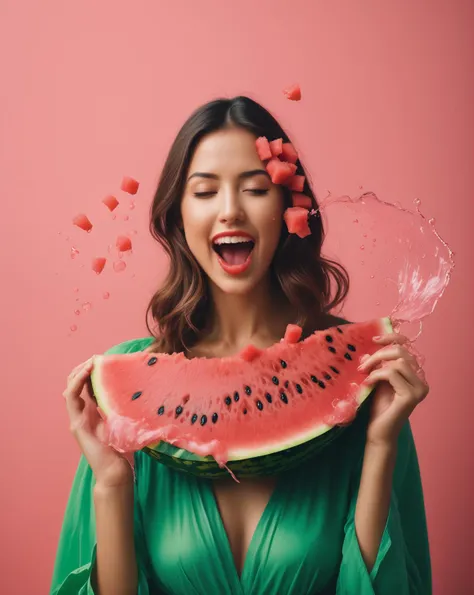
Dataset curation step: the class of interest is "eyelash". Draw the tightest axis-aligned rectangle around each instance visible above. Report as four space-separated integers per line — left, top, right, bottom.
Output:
193 189 269 197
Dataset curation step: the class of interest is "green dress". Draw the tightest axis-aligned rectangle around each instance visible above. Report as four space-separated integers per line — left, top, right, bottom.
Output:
51 338 432 595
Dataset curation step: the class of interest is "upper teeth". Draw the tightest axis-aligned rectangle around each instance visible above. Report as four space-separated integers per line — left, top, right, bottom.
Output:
213 236 253 245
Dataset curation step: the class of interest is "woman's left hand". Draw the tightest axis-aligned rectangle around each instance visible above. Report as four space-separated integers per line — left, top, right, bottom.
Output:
358 332 429 447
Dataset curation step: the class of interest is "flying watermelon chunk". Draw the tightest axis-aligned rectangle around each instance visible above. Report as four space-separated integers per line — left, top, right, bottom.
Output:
283 83 302 101
281 142 298 164
292 193 312 210
255 137 272 161
92 257 107 274
116 235 132 252
288 175 305 192
73 214 93 232
266 158 298 185
91 318 393 478
121 176 140 195
269 138 283 157
102 195 119 212
284 207 311 238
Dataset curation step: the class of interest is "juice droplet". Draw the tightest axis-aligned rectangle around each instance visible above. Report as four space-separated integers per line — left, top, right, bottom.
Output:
70 246 80 259
87 229 92 234
361 260 365 265
70 324 78 332
414 198 421 206
133 230 138 235
129 202 136 210
363 233 368 238
360 245 365 250
112 214 117 220
74 309 81 315
375 301 380 306
370 274 375 279
113 260 127 273
131 273 136 278
82 302 92 311
429 217 436 226
372 237 377 243
103 291 110 300
65 236 70 241
118 251 123 260
73 287 79 293
123 215 129 221
353 219 359 224
107 244 113 254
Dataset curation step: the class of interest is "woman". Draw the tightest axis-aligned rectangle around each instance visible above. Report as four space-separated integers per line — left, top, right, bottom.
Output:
51 96 432 594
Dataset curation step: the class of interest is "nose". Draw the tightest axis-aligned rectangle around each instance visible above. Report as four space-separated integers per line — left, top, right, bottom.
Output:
217 187 245 225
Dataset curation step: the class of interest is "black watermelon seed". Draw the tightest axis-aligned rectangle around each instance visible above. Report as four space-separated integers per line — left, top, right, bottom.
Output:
337 327 343 333
244 385 252 395
280 392 289 404
225 396 232 406
200 415 207 426
265 393 273 403
256 400 263 410
243 409 248 415
280 360 287 368
175 406 183 416
191 414 198 424
234 392 240 402
328 346 336 353
157 405 165 415
284 380 289 388
212 413 218 424
147 357 157 366
272 376 279 385
324 373 331 381
131 391 142 401
310 375 318 383
330 366 340 374
344 353 353 361
325 335 333 343
318 380 326 389
295 383 303 394
347 344 356 352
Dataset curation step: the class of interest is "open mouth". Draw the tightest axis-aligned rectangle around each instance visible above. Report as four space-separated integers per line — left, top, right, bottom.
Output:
212 240 255 265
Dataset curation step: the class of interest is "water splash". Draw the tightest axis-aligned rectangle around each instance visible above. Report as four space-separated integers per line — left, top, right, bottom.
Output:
113 260 127 273
103 292 110 300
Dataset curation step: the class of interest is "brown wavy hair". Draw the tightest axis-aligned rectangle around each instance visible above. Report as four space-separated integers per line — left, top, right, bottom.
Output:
145 96 349 354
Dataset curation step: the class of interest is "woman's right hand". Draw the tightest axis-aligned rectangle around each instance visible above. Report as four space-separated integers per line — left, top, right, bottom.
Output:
63 357 134 489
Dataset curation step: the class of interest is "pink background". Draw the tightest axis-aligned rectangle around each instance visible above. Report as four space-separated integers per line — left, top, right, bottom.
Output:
1 1 473 593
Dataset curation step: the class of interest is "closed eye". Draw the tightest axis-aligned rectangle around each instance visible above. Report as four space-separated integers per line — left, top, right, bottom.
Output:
246 189 269 195
193 191 216 197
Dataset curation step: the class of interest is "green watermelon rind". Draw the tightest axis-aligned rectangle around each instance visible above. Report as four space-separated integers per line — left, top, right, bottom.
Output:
91 317 392 476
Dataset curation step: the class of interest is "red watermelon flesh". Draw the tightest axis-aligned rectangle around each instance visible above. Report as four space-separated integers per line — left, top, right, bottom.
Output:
102 195 119 211
288 175 305 192
284 207 311 238
255 137 272 161
283 83 302 101
266 158 298 185
292 193 312 209
281 143 298 164
92 257 107 274
91 318 392 468
116 235 132 252
121 176 140 195
73 214 93 232
269 138 283 157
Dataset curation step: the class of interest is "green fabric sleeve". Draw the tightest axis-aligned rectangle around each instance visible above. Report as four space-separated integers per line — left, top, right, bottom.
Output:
336 421 432 594
50 338 154 595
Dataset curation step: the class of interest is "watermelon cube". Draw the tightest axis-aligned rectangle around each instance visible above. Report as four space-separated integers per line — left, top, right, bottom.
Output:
283 83 302 101
284 207 311 238
92 257 107 274
116 235 132 252
255 137 272 161
121 176 140 195
266 158 297 185
102 195 119 211
288 174 305 192
269 138 283 157
239 344 263 362
281 142 298 164
73 214 93 232
292 193 312 209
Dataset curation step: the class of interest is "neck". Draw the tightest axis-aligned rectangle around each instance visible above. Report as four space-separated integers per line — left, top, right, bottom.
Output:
206 275 292 351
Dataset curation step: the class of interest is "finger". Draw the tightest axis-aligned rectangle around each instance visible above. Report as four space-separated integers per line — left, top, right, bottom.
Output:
63 360 94 417
365 360 428 402
67 357 94 383
372 332 409 346
358 345 418 372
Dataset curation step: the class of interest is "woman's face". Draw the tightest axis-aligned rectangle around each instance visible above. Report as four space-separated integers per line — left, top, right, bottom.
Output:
180 127 285 295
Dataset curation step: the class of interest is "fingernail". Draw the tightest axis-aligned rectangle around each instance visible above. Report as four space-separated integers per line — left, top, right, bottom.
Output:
373 335 381 341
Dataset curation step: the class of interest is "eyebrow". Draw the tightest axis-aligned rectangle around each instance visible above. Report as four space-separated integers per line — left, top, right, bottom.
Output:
187 169 271 183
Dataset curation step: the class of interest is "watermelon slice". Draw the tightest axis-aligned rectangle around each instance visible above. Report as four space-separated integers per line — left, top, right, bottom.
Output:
283 83 302 101
288 175 305 192
73 214 93 232
269 138 283 157
255 137 272 161
284 207 311 238
102 195 119 211
281 142 298 164
266 158 297 185
292 193 312 210
116 235 132 252
91 318 392 478
92 257 107 274
121 176 140 195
